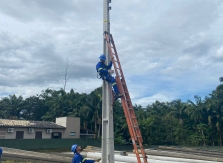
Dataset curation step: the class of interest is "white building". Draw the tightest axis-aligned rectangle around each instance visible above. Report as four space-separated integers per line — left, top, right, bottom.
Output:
0 117 80 139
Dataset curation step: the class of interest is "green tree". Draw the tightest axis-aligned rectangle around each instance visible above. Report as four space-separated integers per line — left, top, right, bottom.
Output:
0 94 23 119
169 99 188 144
187 96 207 146
20 95 47 120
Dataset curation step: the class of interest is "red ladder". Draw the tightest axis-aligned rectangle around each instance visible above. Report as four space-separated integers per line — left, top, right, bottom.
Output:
104 32 148 163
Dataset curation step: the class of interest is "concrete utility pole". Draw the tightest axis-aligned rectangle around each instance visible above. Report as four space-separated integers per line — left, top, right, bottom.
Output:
102 0 114 163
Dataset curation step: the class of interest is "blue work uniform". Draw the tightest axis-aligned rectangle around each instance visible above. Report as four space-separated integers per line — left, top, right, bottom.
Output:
72 153 95 163
0 147 2 159
96 61 120 95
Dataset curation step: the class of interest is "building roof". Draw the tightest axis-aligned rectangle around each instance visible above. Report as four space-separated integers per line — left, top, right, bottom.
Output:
0 119 65 129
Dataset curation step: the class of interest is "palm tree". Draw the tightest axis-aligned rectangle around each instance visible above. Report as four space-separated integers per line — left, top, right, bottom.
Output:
42 89 69 121
170 99 187 126
187 96 207 146
207 85 223 146
169 99 188 144
79 105 92 129
205 96 218 146
0 94 23 119
187 96 206 124
87 88 102 138
134 104 147 120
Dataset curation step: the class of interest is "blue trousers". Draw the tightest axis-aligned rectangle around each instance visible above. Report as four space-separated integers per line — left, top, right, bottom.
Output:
102 74 119 95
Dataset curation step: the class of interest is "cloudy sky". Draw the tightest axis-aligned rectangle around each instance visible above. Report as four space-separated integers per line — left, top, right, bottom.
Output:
0 0 223 106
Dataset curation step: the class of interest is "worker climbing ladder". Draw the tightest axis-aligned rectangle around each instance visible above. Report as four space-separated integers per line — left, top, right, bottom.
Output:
104 31 148 163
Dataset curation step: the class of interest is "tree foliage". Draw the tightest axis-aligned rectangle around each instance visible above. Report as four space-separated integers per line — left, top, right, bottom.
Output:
0 84 223 146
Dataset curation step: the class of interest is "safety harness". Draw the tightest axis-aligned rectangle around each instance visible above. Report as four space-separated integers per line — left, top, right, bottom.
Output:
97 67 107 80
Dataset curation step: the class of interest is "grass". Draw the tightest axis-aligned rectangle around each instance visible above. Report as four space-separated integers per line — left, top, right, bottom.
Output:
32 148 69 153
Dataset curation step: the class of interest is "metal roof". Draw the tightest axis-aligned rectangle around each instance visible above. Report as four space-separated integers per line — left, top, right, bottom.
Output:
0 119 65 129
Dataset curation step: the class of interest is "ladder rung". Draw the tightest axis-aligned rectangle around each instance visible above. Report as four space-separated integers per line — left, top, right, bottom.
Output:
106 33 148 163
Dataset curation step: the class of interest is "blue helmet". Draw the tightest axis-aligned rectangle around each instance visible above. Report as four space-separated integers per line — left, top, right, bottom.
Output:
99 54 106 61
71 144 78 153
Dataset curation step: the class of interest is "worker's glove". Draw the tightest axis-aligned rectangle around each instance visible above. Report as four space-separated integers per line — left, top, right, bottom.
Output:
108 70 114 74
95 158 101 162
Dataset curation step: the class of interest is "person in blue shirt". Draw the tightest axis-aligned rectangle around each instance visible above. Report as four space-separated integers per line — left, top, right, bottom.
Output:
71 144 100 163
0 147 2 162
96 54 122 98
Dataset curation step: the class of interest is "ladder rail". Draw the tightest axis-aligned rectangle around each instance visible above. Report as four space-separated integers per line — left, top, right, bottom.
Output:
109 34 141 142
104 32 148 163
106 33 142 135
104 33 141 163
104 33 138 140
110 34 147 161
110 34 141 136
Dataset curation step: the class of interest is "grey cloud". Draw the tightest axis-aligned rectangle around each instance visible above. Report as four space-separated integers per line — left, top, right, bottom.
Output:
0 25 99 88
0 0 223 104
0 0 75 22
0 32 24 52
0 74 16 87
112 0 222 49
0 0 102 23
0 60 23 70
110 0 223 80
31 43 63 63
183 43 211 56
210 45 223 62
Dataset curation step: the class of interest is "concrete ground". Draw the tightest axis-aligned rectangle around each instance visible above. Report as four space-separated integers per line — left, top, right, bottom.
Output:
1 146 223 163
